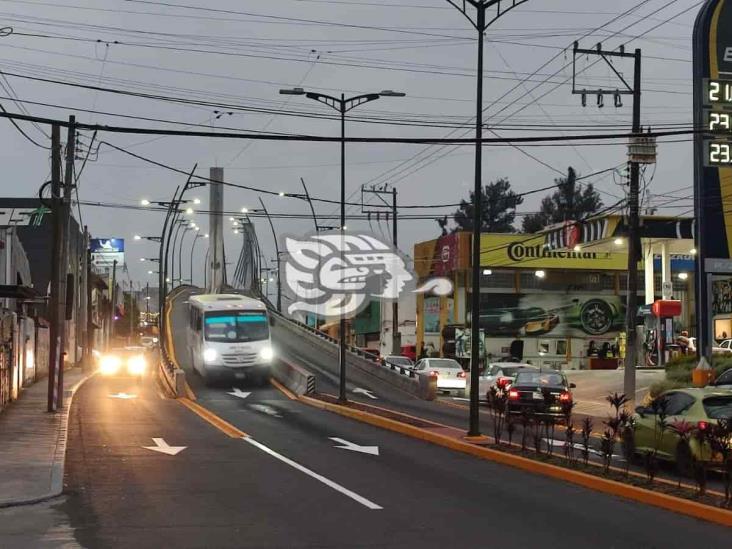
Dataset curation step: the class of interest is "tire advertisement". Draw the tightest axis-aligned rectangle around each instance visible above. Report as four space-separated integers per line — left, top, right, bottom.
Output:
478 293 625 338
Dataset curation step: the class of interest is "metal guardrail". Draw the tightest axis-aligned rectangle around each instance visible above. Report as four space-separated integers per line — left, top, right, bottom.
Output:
266 305 418 380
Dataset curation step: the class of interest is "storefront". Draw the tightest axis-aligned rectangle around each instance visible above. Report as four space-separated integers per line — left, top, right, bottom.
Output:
414 217 696 369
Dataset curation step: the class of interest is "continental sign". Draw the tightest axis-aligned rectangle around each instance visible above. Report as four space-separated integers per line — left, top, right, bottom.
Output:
482 234 628 270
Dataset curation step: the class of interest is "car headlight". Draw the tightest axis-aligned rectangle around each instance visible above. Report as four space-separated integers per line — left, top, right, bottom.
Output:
203 348 218 363
127 355 147 375
100 355 121 375
259 346 274 361
152 337 159 343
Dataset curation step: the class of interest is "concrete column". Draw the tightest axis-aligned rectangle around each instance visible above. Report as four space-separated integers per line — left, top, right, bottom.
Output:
644 241 655 305
661 240 672 292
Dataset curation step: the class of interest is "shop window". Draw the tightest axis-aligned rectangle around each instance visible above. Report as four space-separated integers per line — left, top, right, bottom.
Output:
556 340 567 356
538 340 550 354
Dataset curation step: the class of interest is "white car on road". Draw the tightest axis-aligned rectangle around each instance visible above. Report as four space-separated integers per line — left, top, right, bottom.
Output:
474 362 538 401
414 358 466 395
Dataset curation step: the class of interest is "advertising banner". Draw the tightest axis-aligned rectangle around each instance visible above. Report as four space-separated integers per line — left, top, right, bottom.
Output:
90 238 125 267
480 234 628 271
477 293 626 338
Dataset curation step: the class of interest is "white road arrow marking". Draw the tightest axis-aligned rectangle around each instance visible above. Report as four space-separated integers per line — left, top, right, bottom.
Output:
249 403 282 418
353 388 378 400
329 437 380 456
227 388 251 399
108 393 137 399
143 438 187 456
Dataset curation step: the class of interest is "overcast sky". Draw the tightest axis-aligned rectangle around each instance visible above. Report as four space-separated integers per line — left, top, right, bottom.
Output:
0 0 700 288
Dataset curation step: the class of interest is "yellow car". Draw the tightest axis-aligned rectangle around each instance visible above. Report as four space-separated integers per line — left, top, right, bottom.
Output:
624 388 732 474
98 347 149 379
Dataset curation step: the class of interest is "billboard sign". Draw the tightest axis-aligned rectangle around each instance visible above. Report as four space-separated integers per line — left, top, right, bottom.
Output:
90 238 125 267
693 0 732 357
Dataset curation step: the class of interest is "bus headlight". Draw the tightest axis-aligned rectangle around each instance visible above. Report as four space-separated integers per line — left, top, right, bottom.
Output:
127 355 147 375
203 348 218 363
100 355 121 375
259 346 274 361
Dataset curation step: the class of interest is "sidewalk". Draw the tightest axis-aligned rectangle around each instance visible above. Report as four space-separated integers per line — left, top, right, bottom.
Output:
0 367 91 507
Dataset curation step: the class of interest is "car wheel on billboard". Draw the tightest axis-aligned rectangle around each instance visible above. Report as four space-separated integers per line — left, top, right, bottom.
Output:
579 299 613 335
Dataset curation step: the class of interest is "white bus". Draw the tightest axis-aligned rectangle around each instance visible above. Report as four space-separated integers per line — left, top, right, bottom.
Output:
187 294 274 385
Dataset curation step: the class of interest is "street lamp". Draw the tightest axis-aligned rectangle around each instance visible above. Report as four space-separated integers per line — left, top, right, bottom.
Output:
445 0 528 438
178 225 197 285
280 86 405 403
190 232 208 287
134 234 162 243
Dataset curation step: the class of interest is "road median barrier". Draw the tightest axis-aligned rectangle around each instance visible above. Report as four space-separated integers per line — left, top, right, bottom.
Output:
299 393 732 528
271 312 435 400
272 357 316 396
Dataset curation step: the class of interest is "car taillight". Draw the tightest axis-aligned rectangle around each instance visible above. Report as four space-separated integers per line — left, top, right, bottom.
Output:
698 421 709 431
508 389 519 400
430 370 440 377
559 391 572 402
457 371 466 378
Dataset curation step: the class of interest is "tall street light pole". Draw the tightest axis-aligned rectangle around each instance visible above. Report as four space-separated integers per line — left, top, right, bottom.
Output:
179 226 198 284
446 0 528 438
258 197 282 312
281 86 405 403
191 232 208 287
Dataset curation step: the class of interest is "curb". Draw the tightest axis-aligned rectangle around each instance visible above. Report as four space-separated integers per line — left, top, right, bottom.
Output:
299 395 732 528
0 371 95 509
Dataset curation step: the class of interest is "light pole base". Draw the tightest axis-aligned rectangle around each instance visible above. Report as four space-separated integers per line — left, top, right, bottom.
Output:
463 434 489 443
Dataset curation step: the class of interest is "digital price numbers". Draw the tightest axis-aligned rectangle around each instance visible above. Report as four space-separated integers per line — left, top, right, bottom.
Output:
704 80 732 166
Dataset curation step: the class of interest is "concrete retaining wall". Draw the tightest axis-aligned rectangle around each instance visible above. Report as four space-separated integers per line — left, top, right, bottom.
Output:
271 313 435 400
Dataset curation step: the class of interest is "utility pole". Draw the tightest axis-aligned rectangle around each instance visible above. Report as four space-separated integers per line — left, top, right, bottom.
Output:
109 259 117 349
56 115 75 409
86 245 93 371
47 124 62 412
79 226 89 369
570 43 652 406
361 184 400 355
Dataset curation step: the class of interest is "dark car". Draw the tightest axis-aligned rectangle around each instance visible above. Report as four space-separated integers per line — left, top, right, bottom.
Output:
710 367 732 390
506 370 576 417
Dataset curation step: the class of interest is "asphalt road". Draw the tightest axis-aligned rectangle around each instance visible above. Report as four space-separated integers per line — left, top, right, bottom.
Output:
78 289 729 548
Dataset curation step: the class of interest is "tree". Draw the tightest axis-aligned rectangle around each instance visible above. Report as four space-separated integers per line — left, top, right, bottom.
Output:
521 167 603 233
438 178 523 235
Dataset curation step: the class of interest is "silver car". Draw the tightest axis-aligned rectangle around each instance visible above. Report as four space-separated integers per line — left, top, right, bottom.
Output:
476 362 538 402
414 358 466 395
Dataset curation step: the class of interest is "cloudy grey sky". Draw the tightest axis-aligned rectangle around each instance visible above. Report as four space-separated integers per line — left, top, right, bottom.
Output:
0 0 699 287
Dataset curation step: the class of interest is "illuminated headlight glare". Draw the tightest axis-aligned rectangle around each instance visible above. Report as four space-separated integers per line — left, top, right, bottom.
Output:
259 346 274 361
100 356 121 375
203 348 218 363
127 356 146 375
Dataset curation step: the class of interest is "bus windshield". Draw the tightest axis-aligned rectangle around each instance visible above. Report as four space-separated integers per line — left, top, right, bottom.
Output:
204 311 269 343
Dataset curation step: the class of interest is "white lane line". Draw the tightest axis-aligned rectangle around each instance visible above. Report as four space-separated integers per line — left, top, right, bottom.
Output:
243 437 383 510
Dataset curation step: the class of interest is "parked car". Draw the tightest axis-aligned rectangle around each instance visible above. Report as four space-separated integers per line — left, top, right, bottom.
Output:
506 370 575 417
715 339 732 353
414 358 466 395
381 355 414 371
624 388 732 475
475 362 538 402
710 368 732 389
